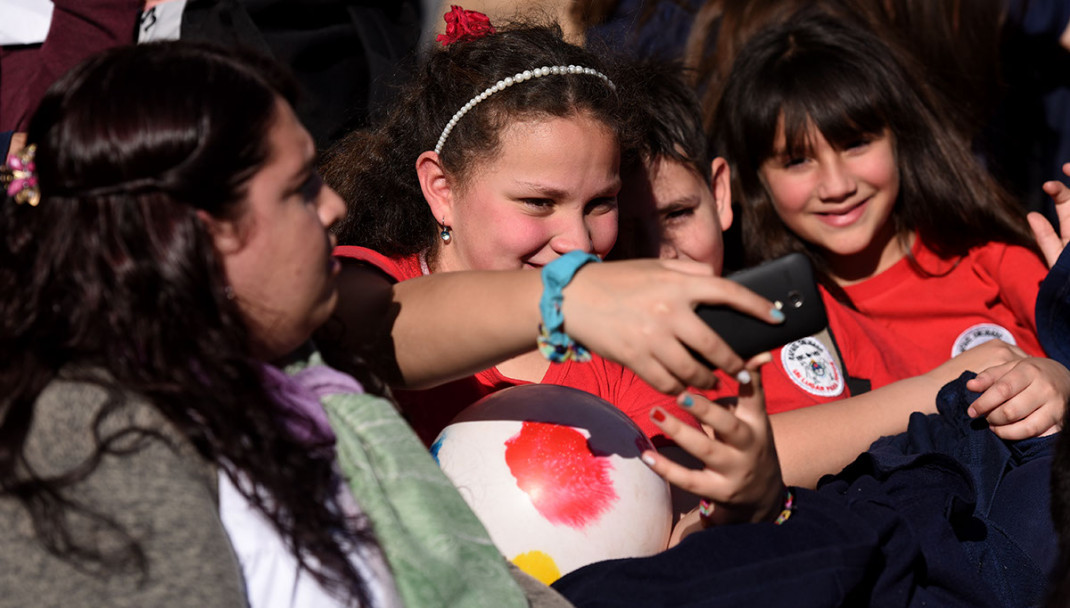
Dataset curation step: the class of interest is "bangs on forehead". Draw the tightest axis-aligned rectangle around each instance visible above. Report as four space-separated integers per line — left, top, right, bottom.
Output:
769 51 890 157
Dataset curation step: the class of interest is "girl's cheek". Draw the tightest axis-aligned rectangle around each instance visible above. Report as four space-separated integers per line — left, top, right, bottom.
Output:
590 212 620 255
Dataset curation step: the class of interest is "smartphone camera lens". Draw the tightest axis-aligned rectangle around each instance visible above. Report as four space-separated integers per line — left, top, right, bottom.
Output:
787 290 804 309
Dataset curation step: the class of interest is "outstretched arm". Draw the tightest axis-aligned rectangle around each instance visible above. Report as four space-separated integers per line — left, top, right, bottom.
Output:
328 257 781 394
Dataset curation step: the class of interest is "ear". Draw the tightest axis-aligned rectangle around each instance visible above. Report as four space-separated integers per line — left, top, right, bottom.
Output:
710 157 734 232
196 209 244 255
416 150 456 226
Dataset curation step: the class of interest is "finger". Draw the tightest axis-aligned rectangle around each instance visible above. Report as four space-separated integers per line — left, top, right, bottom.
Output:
641 449 736 498
647 320 729 389
677 392 757 451
691 278 784 326
734 353 771 421
650 398 747 462
980 390 1039 426
1028 211 1062 268
964 360 1016 397
672 312 746 376
965 363 1024 417
1043 180 1070 205
626 357 688 396
988 410 1061 441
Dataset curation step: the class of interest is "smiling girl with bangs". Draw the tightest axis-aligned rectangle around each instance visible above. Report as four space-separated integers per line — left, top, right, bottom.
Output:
713 7 1049 372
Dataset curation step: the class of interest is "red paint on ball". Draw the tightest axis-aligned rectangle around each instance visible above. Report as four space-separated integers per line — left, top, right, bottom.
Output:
504 421 617 528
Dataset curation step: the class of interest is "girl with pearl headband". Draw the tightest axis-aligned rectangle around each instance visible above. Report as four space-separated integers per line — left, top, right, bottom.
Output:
320 19 782 451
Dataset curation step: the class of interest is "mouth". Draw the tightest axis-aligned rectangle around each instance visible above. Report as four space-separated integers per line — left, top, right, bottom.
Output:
326 232 341 275
816 197 869 227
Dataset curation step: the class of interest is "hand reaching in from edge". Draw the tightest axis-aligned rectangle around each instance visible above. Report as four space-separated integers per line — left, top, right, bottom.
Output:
965 356 1070 439
1029 162 1070 268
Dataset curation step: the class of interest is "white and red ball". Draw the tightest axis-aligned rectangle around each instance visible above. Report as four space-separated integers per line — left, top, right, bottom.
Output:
431 384 672 584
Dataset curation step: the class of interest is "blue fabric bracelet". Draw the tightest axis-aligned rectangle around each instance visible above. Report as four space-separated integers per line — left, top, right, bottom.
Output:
537 250 600 363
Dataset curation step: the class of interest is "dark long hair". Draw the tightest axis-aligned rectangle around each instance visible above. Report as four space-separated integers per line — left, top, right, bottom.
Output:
0 42 375 604
710 9 1034 278
685 0 1006 144
320 23 625 257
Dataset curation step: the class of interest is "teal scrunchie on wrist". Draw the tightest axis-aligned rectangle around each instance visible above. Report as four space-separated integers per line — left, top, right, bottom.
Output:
537 250 600 363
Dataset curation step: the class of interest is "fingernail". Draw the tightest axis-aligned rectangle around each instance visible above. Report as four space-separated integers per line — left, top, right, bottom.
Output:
770 307 785 322
651 408 667 423
966 407 977 418
641 452 656 467
678 393 694 408
736 369 752 384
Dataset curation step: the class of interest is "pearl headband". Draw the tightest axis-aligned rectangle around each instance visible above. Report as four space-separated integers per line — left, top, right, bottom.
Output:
433 65 616 155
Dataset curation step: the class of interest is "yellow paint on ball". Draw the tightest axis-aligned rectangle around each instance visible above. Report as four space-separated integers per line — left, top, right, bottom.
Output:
512 550 562 585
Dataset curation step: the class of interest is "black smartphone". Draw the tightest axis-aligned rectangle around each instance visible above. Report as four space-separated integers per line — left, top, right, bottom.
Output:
693 252 828 365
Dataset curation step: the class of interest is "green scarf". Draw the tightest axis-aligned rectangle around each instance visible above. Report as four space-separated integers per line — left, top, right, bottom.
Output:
284 352 529 608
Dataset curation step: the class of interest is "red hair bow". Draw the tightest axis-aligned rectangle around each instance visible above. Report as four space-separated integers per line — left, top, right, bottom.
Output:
436 5 496 46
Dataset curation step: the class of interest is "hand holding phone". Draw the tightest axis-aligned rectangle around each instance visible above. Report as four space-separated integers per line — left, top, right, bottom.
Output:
693 253 828 365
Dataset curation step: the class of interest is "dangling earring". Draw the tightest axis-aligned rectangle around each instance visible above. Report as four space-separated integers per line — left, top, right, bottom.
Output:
439 218 452 243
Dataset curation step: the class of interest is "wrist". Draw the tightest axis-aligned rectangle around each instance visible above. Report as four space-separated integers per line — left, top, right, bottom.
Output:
697 485 795 528
537 251 600 363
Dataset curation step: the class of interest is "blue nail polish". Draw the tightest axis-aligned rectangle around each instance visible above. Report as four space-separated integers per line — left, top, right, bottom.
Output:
770 308 786 322
680 394 694 408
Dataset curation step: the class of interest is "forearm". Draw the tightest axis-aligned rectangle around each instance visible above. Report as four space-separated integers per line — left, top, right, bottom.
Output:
329 257 776 392
771 372 943 488
327 261 544 388
772 339 1037 487
390 269 542 387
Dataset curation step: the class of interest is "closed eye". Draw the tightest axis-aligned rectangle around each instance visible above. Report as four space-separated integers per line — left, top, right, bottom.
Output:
522 197 554 209
298 171 324 202
663 207 694 221
585 197 617 215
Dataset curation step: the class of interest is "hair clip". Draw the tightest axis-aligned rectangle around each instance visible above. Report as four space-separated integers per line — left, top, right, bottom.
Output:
1 144 41 206
436 5 496 46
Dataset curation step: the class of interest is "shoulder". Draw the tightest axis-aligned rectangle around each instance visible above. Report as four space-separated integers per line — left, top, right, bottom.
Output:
965 241 1047 280
26 373 207 478
0 375 246 606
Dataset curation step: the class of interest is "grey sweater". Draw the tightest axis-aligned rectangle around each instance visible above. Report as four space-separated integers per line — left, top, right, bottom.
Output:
0 376 247 607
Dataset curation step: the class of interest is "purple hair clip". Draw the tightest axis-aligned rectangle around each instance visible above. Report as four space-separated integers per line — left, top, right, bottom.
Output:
1 144 41 206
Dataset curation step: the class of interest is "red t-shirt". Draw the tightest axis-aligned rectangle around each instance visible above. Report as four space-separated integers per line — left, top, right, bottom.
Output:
710 288 926 415
333 246 702 445
840 239 1047 372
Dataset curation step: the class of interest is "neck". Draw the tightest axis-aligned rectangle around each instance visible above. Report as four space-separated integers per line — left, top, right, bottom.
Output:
825 226 912 286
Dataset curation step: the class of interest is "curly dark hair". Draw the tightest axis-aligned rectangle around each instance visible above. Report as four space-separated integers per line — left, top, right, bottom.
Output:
320 22 626 259
0 42 376 604
710 9 1035 280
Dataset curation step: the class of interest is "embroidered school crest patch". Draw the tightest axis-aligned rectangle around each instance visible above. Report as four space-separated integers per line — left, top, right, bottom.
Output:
951 323 1017 357
780 337 844 397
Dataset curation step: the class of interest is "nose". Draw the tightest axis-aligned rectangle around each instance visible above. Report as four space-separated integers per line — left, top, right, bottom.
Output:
549 212 595 255
816 158 857 202
658 237 679 260
319 185 347 231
